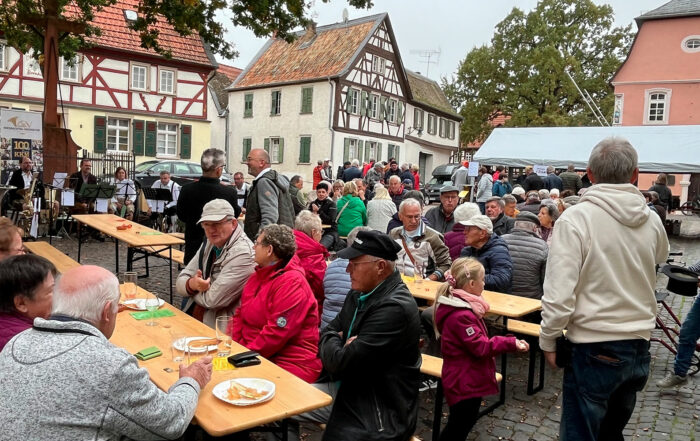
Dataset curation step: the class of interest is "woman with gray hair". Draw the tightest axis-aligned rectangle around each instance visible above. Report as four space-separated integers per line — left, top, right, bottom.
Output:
367 184 397 233
232 224 322 383
293 210 329 317
445 202 481 260
537 201 560 246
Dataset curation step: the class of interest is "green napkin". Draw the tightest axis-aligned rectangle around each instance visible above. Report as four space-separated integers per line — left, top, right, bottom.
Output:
135 346 162 361
130 309 176 320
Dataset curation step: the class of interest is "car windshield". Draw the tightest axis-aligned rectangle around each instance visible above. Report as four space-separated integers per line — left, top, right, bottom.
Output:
135 162 157 172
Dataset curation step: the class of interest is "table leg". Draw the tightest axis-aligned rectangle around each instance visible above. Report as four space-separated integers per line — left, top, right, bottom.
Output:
114 239 120 274
432 379 444 441
169 246 173 304
77 221 82 263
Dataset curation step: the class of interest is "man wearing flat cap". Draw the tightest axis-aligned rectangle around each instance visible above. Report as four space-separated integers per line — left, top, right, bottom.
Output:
501 211 548 300
319 230 421 441
459 214 513 293
176 199 255 328
424 185 460 234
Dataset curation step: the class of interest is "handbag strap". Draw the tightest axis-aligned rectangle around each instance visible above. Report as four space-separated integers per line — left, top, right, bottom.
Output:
400 235 417 268
335 200 350 223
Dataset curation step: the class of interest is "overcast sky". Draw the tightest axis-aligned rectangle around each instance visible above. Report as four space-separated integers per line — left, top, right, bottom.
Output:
218 0 666 81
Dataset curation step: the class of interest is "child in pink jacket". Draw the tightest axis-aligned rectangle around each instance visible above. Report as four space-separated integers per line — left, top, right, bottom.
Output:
434 257 529 440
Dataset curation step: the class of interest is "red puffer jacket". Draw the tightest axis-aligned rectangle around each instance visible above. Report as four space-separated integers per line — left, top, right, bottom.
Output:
231 255 322 383
435 300 517 406
293 230 329 319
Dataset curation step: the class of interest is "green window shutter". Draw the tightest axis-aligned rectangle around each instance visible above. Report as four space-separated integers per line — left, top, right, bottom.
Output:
299 137 311 163
360 91 368 116
387 144 393 160
244 93 253 117
357 140 363 163
144 121 157 157
94 116 106 153
413 108 420 128
242 138 251 161
377 143 382 161
301 87 313 113
278 138 284 163
180 125 192 159
264 137 270 153
271 91 281 115
132 120 145 156
343 138 350 162
397 102 404 124
364 143 370 162
380 96 387 120
396 146 400 162
345 89 352 112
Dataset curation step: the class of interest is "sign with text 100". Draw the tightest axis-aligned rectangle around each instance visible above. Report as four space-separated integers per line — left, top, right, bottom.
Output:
11 138 31 160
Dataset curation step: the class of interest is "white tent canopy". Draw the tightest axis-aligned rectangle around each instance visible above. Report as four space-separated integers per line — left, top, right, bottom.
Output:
473 125 700 173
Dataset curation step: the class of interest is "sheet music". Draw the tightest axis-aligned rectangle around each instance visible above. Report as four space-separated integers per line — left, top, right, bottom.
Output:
95 198 109 213
52 172 67 188
61 190 75 207
30 198 40 238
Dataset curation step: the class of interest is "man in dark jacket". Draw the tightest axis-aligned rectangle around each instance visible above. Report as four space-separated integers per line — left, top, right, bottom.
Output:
485 196 514 236
384 160 401 183
309 181 338 250
177 148 241 264
559 164 583 194
244 148 295 241
460 215 513 293
399 163 415 188
522 166 545 193
341 160 362 182
501 212 548 300
543 166 563 191
424 185 459 234
319 230 421 441
388 175 408 210
288 175 306 215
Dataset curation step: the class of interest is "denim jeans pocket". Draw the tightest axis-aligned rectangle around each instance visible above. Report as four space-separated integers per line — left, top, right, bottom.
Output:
575 345 629 403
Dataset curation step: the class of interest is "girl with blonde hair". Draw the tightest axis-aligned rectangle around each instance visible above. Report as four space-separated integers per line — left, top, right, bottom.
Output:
434 257 528 440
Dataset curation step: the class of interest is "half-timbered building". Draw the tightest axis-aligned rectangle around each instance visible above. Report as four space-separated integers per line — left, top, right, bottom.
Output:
228 13 461 183
0 0 217 167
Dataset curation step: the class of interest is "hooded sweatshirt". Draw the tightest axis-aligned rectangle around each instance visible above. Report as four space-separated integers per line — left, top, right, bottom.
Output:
539 184 669 352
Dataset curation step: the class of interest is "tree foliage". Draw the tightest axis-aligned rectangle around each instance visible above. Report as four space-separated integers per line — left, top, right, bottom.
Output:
0 0 373 63
442 0 633 145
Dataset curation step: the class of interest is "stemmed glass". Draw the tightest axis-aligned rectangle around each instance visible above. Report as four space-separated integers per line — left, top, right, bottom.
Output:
144 294 160 326
216 315 232 357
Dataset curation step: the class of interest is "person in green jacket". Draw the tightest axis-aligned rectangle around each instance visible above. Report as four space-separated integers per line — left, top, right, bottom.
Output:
336 181 367 237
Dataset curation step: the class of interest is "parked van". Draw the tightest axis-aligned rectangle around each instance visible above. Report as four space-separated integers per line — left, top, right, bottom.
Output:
423 163 461 205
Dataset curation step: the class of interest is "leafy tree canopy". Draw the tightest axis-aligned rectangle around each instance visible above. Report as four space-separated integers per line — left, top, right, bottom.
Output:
442 0 633 145
0 0 373 63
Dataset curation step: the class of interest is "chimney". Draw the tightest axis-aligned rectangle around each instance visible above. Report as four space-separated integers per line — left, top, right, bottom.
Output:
306 20 317 37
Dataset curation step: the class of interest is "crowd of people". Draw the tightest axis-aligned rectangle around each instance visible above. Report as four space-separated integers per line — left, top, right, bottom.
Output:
0 137 697 441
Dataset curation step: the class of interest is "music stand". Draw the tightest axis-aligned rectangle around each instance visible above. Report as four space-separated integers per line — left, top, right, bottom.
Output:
142 188 172 230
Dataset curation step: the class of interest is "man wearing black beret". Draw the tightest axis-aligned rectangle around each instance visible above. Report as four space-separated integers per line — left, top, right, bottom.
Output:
319 230 421 441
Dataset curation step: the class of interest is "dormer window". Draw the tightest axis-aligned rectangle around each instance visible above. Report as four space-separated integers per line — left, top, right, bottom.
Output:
681 36 700 53
372 55 385 75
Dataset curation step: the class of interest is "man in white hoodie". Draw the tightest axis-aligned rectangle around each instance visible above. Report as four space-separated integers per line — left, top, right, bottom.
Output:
539 137 669 441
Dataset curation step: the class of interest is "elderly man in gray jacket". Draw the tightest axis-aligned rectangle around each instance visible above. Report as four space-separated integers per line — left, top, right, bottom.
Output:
0 265 212 440
177 199 256 328
501 211 548 300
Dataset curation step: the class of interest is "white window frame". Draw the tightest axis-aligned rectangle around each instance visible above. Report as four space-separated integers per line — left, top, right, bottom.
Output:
366 141 377 159
271 90 282 116
156 122 178 157
348 138 359 160
107 117 130 153
681 35 700 53
130 63 149 91
439 118 447 138
414 108 424 130
348 88 360 114
372 55 386 75
643 89 671 125
448 121 456 140
60 56 80 82
369 94 379 119
158 68 176 95
387 99 397 123
612 94 623 126
269 137 281 163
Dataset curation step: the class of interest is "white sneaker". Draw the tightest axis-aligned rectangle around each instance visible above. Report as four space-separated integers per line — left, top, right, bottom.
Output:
419 379 438 392
657 372 688 388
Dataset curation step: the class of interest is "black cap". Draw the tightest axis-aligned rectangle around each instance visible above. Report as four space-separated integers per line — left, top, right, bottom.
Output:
516 211 540 226
337 230 402 261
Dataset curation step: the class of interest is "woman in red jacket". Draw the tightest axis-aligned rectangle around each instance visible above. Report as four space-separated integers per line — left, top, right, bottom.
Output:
293 210 329 320
231 224 322 383
434 258 528 440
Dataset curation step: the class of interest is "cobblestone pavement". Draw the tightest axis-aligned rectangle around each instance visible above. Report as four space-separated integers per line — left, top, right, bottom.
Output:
42 213 700 441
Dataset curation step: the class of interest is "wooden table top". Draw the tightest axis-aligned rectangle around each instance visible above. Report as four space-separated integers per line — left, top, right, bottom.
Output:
24 241 81 273
73 214 184 247
405 278 541 318
110 288 332 437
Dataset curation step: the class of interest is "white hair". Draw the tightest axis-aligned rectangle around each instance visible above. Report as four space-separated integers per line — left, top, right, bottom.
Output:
351 159 360 167
399 198 421 213
454 202 481 223
52 271 120 323
294 210 322 237
389 175 401 184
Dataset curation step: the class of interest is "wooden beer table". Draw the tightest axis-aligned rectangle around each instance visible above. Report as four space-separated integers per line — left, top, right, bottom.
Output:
23 241 81 273
406 277 542 416
111 288 332 438
72 214 184 302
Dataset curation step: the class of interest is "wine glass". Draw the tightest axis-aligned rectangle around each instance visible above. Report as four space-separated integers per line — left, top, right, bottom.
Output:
123 272 138 300
414 259 425 284
216 315 232 357
144 294 160 326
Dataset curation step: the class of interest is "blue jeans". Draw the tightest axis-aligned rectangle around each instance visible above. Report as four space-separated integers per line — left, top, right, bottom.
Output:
477 202 486 214
675 295 700 376
561 339 650 441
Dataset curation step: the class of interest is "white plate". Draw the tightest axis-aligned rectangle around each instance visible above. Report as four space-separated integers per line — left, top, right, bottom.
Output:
212 378 275 406
123 298 165 311
172 336 218 354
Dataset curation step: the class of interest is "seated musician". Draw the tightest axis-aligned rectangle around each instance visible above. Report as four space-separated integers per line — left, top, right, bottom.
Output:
6 157 59 233
147 170 180 231
108 167 136 221
67 158 97 214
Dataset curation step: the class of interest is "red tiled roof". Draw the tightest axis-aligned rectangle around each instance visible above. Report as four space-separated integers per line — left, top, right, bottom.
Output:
217 64 243 83
233 16 381 89
68 0 214 67
467 114 510 148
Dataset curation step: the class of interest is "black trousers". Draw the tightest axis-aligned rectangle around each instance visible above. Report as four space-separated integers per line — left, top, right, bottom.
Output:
438 397 482 441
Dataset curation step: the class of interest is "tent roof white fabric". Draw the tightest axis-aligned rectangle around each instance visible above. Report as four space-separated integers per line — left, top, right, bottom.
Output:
473 125 700 173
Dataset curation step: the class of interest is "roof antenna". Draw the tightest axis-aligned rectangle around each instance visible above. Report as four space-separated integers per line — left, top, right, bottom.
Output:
342 8 349 24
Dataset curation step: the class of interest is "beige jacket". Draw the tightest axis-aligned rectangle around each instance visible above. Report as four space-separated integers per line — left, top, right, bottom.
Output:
176 224 255 328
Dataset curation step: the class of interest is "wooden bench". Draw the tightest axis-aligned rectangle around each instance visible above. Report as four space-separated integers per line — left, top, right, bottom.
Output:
23 241 80 273
128 245 185 278
420 354 502 441
506 319 547 395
